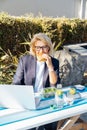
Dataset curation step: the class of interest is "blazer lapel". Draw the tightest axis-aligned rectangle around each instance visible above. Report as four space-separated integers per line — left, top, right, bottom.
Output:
27 56 36 86
43 63 49 87
31 57 36 86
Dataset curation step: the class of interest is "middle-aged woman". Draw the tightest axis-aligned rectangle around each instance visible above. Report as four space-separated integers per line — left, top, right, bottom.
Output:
13 33 60 130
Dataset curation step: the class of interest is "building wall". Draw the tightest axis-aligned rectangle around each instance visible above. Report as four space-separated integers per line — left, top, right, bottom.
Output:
0 0 87 18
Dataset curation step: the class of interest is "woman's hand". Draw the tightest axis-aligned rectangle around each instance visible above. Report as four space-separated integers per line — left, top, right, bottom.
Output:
42 54 54 70
42 54 57 84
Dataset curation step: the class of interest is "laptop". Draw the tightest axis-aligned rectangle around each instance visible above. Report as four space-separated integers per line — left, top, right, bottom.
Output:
0 84 36 110
0 85 56 110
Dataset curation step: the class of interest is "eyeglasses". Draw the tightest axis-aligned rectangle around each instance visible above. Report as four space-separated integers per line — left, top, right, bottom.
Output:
35 45 49 51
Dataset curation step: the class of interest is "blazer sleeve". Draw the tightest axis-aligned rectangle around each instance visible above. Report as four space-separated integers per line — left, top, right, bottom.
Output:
52 58 60 85
12 57 24 85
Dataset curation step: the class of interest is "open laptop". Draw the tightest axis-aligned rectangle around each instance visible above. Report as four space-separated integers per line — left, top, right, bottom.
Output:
0 84 56 110
0 84 36 110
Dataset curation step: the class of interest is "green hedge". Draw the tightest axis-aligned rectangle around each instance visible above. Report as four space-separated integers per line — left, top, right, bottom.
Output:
0 12 87 56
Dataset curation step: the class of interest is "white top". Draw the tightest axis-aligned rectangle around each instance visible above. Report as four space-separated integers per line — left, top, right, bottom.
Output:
34 61 45 92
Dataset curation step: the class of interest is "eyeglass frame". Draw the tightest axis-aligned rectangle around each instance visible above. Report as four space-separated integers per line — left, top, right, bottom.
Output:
35 45 50 51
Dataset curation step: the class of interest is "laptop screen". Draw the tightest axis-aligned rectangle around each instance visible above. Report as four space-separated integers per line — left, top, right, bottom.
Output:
0 85 36 110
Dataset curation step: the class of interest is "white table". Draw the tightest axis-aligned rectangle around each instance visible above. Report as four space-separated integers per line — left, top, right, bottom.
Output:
0 88 87 130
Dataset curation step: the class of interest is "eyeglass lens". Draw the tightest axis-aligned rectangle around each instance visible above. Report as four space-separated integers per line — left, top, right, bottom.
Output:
35 46 48 50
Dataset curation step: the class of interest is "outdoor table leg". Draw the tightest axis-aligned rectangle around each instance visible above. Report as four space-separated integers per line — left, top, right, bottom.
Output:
56 115 80 130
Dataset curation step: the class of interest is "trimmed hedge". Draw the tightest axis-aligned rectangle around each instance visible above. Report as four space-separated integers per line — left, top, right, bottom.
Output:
0 12 87 56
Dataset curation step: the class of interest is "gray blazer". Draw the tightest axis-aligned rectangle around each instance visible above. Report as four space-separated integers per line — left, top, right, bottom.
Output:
13 55 60 89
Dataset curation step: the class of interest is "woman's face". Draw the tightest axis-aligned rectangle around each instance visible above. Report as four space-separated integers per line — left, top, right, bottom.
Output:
35 40 50 61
